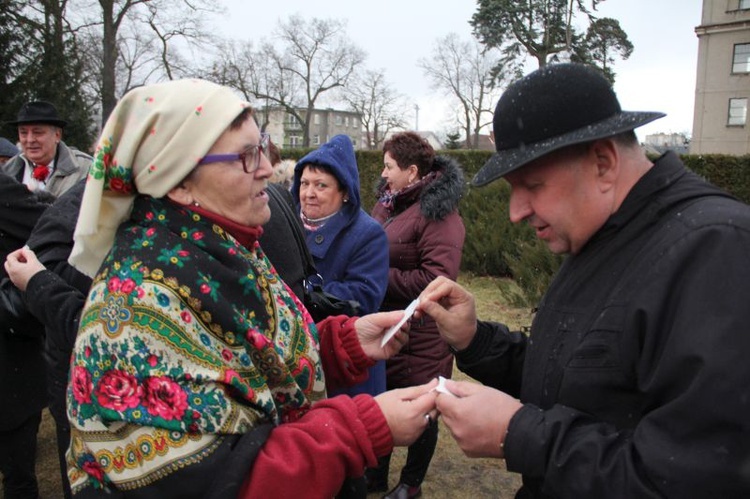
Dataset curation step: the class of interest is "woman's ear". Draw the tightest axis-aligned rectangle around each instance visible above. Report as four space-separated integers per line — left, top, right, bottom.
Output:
166 182 193 206
409 164 419 182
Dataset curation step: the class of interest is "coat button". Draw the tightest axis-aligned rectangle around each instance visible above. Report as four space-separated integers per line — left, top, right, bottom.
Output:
315 234 324 244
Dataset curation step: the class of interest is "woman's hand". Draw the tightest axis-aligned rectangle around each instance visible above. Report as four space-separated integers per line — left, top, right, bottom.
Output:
375 379 439 446
5 246 46 292
354 310 410 360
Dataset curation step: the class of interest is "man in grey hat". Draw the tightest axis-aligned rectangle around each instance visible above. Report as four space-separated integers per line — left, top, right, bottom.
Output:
2 101 91 196
418 63 750 497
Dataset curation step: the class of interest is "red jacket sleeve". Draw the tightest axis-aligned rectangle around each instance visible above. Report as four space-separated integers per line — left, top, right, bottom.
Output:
238 394 393 498
316 315 375 391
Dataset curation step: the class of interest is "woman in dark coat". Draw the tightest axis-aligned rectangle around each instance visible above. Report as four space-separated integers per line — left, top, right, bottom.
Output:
368 132 466 499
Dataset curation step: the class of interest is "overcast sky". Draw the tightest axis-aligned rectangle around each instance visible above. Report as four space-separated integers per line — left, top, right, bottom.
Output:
218 0 703 139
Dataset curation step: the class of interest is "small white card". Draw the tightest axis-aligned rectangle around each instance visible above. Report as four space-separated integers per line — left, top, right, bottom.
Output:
434 375 456 396
380 298 420 347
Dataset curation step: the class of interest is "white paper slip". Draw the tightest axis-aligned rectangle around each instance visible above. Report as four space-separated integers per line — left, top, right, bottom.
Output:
380 298 420 347
434 375 456 396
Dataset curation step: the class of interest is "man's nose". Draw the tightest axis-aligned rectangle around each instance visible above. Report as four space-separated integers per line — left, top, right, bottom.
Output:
508 190 532 223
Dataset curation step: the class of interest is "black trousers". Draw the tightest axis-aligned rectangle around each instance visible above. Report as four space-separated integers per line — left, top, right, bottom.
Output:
367 416 439 488
0 412 41 499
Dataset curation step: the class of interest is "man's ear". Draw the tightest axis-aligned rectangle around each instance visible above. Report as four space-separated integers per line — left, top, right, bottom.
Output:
591 139 619 192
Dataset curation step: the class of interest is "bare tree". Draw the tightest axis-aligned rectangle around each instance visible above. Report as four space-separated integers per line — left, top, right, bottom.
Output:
419 34 506 149
3 0 97 147
204 39 258 101
73 0 219 122
255 16 366 147
342 69 407 150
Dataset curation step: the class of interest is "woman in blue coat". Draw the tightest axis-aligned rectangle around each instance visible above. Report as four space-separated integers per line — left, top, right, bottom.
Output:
292 134 389 398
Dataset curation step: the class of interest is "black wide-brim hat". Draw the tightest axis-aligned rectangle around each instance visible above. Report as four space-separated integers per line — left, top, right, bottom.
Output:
473 63 665 187
7 101 67 128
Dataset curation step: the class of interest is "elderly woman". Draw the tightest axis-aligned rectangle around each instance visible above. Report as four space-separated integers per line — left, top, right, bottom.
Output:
61 79 437 498
367 132 466 499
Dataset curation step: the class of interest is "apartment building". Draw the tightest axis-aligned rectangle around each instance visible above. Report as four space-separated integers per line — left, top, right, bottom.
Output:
258 107 364 150
691 0 750 154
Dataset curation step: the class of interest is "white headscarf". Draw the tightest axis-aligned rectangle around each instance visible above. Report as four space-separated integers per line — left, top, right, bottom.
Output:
69 79 249 277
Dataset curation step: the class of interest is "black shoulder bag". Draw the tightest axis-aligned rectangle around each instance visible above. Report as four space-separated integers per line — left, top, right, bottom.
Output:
266 186 362 322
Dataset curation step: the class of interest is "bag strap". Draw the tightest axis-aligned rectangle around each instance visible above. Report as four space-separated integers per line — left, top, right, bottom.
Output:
266 184 318 279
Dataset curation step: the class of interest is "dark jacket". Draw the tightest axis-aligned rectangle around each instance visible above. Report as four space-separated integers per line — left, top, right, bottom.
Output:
456 152 750 498
260 183 307 300
372 155 466 387
0 173 53 429
2 141 91 197
24 180 90 413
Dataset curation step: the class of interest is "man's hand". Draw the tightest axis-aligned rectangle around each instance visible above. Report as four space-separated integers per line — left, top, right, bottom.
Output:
375 380 439 446
436 379 523 459
417 276 477 350
5 246 45 292
354 311 410 360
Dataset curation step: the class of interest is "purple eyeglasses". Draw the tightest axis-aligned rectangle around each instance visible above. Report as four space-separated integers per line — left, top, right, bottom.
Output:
197 132 270 173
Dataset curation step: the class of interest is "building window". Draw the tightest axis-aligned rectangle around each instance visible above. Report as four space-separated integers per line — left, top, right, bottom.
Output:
313 135 320 145
313 114 320 125
335 115 343 125
741 0 750 10
289 135 301 147
732 44 750 73
728 98 748 126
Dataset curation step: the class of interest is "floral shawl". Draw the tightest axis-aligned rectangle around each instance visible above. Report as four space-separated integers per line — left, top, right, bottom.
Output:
67 195 325 494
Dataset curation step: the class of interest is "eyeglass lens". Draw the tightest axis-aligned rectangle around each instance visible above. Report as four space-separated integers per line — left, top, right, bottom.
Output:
242 133 270 173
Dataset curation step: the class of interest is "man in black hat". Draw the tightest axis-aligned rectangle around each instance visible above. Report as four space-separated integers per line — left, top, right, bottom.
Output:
418 63 750 497
2 101 91 196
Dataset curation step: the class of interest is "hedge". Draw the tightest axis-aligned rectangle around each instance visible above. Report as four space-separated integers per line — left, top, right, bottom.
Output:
282 148 750 304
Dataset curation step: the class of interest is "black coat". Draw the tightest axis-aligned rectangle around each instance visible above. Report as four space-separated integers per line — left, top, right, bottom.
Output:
22 179 90 413
260 183 307 300
456 152 750 498
0 173 53 429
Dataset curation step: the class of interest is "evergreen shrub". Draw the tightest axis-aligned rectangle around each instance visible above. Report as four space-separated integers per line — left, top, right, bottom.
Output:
283 146 750 305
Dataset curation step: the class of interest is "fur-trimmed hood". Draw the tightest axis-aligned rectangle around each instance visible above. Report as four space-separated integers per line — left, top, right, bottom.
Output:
376 155 465 221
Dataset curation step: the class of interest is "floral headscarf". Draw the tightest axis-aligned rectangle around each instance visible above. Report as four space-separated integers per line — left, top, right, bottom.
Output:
69 79 249 277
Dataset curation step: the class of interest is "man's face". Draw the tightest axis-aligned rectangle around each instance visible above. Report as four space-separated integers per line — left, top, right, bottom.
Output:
504 146 611 255
18 124 61 165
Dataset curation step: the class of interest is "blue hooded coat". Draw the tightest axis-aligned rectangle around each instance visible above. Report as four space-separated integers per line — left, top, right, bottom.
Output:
292 134 389 396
